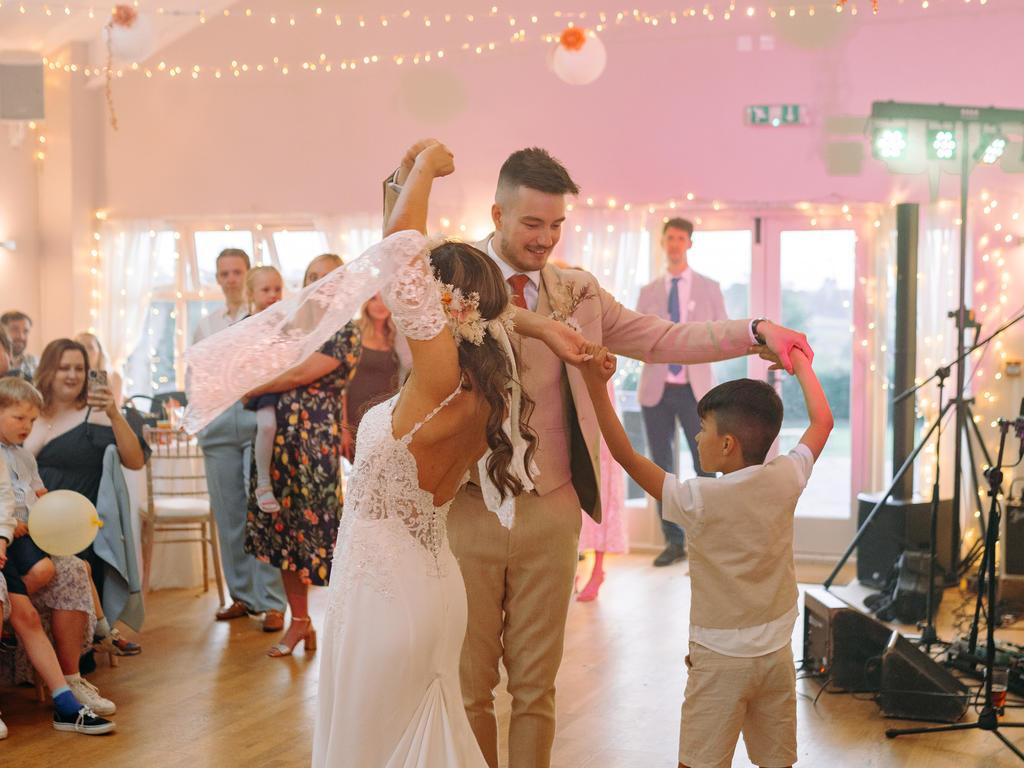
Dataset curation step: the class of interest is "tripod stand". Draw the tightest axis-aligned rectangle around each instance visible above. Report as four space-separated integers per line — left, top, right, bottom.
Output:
824 310 1024 596
886 417 1024 761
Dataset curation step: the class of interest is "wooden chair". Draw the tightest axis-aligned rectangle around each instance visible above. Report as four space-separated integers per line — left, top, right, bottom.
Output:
140 427 226 605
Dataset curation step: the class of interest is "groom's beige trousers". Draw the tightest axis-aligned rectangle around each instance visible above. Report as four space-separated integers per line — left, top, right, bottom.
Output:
448 480 582 768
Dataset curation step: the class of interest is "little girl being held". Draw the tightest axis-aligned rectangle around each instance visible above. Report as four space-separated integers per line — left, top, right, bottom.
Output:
244 266 284 513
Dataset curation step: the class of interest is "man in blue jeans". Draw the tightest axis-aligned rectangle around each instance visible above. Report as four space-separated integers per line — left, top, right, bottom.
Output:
193 248 287 629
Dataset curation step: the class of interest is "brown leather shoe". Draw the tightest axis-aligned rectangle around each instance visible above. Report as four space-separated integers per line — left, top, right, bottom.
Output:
215 601 250 621
262 610 285 632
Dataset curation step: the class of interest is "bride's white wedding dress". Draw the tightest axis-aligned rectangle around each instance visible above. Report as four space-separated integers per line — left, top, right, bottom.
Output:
311 383 486 767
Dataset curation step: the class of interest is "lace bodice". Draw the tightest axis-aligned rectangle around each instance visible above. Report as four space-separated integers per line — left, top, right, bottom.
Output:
343 385 467 571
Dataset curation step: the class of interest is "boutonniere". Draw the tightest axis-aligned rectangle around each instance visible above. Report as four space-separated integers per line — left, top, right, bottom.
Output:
549 280 594 333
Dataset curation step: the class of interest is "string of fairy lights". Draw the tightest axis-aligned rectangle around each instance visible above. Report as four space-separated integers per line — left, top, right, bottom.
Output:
22 0 1000 81
0 0 997 24
906 190 1022 511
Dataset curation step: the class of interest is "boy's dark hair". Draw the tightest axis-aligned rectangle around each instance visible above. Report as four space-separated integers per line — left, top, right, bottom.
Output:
662 217 694 237
0 326 11 357
497 147 580 198
697 379 783 465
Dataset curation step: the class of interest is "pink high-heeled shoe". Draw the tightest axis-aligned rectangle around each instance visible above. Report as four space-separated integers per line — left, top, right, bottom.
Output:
576 570 605 602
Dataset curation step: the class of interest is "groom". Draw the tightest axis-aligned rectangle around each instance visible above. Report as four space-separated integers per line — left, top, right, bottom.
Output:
384 142 812 768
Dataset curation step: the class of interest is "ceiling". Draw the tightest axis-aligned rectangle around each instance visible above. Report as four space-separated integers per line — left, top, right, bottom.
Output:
0 0 234 59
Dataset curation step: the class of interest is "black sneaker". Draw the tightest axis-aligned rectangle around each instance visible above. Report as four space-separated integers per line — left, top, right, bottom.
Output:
53 706 116 735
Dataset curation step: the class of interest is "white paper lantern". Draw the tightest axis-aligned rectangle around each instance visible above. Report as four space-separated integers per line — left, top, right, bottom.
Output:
106 12 156 63
551 29 607 86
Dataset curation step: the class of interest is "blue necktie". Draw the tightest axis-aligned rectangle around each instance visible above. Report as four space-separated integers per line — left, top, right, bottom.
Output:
668 277 682 375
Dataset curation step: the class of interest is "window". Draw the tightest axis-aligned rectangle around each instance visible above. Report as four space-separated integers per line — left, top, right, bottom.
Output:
688 230 752 386
121 225 333 397
272 230 330 288
778 229 856 520
193 230 255 286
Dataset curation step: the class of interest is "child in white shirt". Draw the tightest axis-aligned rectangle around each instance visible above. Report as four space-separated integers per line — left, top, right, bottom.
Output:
577 344 832 768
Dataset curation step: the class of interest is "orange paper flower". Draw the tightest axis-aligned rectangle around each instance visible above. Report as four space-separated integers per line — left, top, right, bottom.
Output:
111 4 138 28
559 27 586 51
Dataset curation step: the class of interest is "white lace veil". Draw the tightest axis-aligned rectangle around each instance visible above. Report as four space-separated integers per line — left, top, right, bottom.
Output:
182 231 427 435
183 230 535 528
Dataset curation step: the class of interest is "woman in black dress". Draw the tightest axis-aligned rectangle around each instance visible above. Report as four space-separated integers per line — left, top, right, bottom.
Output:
25 340 148 607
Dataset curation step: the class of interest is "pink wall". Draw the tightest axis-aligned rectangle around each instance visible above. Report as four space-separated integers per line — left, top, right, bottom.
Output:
100 2 1024 221
0 137 40 351
36 44 106 344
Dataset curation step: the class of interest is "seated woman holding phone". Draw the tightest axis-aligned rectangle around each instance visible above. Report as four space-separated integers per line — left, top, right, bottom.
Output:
23 339 148 614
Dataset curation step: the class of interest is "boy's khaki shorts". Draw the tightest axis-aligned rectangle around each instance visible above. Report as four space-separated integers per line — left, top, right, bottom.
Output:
678 641 797 768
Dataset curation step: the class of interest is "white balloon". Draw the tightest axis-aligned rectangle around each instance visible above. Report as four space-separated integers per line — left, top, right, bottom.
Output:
552 32 607 86
106 13 156 63
28 490 102 557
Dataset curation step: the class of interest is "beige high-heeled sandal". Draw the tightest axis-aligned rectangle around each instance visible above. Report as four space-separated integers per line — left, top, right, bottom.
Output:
267 617 317 657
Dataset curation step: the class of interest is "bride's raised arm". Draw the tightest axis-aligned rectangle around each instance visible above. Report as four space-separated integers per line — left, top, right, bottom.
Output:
382 142 464 406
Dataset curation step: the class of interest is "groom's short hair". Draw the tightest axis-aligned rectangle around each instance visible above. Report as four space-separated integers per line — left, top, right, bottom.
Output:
497 148 580 199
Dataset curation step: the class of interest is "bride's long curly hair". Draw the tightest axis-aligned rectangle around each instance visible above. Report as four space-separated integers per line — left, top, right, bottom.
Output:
429 241 538 500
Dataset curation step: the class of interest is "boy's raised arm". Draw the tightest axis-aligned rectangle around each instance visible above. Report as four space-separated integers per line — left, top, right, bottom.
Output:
791 349 834 460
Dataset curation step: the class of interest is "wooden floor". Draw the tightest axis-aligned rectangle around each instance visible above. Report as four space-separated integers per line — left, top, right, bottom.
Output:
3 555 1024 767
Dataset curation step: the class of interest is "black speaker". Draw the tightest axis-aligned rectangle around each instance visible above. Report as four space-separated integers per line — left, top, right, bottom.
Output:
1003 499 1024 577
865 549 945 625
878 632 969 723
803 589 892 692
999 499 1024 603
856 493 956 588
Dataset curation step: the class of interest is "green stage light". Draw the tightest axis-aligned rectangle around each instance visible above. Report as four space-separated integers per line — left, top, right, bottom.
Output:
873 127 908 160
927 129 958 160
975 132 1006 164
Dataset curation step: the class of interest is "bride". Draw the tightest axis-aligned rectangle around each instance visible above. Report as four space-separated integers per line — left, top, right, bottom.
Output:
184 141 588 767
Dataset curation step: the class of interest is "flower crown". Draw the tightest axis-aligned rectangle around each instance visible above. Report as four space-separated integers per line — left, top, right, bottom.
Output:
435 276 516 346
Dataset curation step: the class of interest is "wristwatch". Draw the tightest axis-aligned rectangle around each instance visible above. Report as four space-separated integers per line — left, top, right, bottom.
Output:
751 317 769 345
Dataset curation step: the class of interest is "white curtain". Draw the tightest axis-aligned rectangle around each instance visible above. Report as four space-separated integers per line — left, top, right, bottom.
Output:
98 222 169 388
558 206 655 308
313 213 384 263
862 203 968 504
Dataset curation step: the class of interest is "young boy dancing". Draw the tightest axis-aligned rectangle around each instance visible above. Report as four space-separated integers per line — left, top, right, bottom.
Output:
578 344 832 768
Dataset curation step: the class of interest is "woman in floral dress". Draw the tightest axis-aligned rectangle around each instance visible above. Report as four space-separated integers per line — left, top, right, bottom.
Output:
243 253 361 657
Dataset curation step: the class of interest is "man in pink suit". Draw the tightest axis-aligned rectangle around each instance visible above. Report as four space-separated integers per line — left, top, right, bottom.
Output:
636 218 731 567
384 142 810 768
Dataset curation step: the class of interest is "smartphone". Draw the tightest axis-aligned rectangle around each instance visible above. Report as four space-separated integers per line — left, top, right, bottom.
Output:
87 369 108 394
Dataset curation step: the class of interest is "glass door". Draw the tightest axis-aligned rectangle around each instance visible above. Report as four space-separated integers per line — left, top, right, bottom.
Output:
620 222 758 552
767 224 862 557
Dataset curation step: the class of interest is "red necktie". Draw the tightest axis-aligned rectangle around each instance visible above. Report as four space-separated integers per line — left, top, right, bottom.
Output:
508 274 530 310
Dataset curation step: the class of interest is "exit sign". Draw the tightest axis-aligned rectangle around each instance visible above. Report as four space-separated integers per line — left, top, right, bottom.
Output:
746 104 807 126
